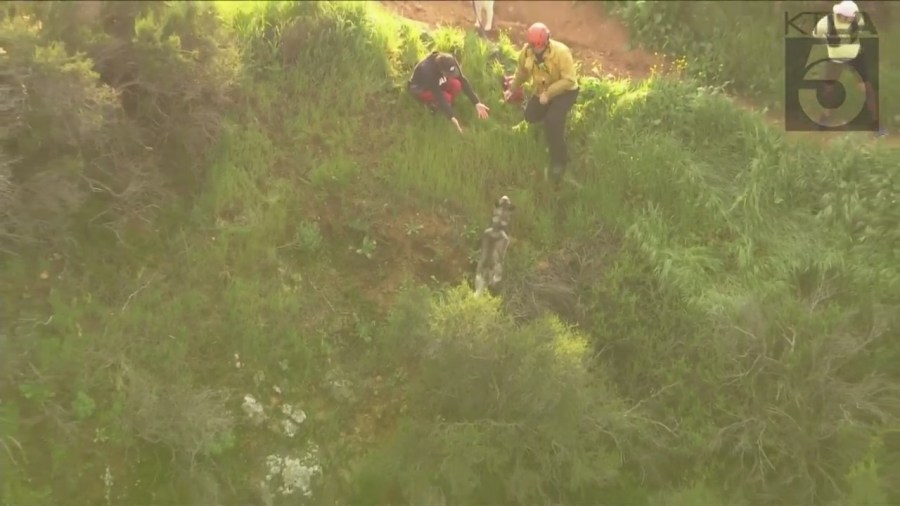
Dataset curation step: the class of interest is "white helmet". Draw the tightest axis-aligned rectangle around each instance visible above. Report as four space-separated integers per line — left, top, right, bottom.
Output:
833 0 859 18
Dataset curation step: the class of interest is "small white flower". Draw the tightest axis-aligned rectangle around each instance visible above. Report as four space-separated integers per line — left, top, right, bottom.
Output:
93 427 109 444
291 408 307 425
242 394 266 425
102 465 114 505
253 370 265 386
263 452 322 497
282 418 298 438
273 385 282 395
265 455 282 480
280 403 307 425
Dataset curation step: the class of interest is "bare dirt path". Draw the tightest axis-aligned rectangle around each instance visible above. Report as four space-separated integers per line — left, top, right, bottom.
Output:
380 0 897 148
382 0 666 79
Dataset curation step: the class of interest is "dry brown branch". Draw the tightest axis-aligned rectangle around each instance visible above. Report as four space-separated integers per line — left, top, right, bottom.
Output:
704 296 900 503
623 381 681 417
626 413 678 437
120 275 156 314
0 436 26 469
503 233 614 326
123 366 235 464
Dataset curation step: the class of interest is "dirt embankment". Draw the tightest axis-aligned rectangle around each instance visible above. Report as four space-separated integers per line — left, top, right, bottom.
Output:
381 0 667 79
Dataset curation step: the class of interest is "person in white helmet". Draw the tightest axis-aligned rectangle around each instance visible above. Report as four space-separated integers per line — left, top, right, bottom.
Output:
811 0 886 137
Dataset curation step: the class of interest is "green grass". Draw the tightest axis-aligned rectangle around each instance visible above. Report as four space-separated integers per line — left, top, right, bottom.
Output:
2 1 898 505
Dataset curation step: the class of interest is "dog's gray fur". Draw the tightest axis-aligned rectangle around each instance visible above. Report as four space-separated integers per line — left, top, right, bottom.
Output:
474 195 514 297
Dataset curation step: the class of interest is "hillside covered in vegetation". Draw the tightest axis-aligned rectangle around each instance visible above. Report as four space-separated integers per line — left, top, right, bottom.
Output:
1 1 897 505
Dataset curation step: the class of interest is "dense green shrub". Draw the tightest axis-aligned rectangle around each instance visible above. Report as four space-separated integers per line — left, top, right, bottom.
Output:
351 286 656 505
0 1 239 252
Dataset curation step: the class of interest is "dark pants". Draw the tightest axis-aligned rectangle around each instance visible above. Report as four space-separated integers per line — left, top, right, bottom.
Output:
820 53 879 128
524 88 579 170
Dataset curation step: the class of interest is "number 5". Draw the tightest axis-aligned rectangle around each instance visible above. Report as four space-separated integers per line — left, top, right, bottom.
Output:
797 43 866 128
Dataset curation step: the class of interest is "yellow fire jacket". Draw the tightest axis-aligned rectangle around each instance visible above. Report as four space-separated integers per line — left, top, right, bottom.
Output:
510 39 579 99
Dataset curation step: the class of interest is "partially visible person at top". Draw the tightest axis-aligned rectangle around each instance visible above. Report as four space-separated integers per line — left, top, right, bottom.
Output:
407 51 490 134
811 0 886 138
504 22 580 186
472 0 495 36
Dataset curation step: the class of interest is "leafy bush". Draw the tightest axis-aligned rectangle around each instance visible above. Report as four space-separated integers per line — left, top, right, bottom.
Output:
0 1 240 252
351 286 655 505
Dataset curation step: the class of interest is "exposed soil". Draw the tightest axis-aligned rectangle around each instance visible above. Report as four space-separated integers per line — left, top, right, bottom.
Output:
314 194 471 311
366 206 471 309
382 0 668 79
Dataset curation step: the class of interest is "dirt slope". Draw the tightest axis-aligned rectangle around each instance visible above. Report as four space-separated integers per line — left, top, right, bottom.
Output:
382 0 666 79
381 0 896 148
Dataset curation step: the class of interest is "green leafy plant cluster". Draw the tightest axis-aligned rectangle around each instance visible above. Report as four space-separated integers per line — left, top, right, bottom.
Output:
0 1 239 252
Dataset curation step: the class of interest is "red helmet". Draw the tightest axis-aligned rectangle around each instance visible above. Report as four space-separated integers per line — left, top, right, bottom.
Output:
526 22 550 50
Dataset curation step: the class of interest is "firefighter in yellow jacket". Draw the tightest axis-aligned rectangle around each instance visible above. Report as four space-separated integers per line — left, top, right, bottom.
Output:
504 22 579 185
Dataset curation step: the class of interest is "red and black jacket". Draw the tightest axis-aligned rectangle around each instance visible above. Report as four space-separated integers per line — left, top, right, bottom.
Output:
408 52 480 119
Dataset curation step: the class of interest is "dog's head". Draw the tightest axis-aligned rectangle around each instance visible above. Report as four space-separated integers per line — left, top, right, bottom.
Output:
495 195 515 211
490 195 514 230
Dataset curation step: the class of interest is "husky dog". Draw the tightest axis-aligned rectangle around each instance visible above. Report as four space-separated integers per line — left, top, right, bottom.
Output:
474 195 514 297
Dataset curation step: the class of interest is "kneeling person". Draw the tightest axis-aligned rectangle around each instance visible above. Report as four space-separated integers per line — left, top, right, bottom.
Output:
408 51 490 134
